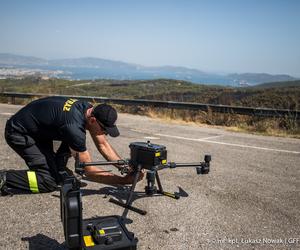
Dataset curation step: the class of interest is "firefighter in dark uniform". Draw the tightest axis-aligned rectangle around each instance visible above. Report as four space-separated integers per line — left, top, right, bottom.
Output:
0 97 143 196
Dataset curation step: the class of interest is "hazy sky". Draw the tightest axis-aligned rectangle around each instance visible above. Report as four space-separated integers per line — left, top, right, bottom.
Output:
0 0 299 76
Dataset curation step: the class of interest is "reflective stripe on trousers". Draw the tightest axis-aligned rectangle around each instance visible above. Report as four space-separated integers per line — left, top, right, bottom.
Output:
27 171 39 193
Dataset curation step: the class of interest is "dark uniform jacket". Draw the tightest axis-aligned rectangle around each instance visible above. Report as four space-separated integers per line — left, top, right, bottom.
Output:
6 97 92 152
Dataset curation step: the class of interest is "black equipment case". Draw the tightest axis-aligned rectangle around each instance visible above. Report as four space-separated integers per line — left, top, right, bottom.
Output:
60 176 138 250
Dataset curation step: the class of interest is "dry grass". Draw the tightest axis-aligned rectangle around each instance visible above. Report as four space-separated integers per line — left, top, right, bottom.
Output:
2 98 299 138
115 105 300 139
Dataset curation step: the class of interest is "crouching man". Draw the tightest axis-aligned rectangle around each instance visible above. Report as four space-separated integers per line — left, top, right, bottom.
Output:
0 97 143 196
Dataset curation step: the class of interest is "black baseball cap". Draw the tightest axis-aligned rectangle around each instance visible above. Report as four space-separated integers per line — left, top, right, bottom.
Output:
91 104 120 137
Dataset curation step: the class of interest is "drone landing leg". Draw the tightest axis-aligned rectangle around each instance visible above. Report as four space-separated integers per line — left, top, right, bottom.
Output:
109 165 147 216
156 171 180 200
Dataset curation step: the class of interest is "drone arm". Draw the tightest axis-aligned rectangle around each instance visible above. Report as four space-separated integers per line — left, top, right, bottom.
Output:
158 155 211 174
166 162 204 168
157 162 205 171
79 160 127 167
75 153 129 175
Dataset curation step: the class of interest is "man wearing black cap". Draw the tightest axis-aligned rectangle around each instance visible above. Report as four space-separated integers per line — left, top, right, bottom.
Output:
0 96 142 195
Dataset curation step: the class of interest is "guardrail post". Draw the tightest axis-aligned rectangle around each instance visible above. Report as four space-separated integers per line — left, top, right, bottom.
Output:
169 108 173 119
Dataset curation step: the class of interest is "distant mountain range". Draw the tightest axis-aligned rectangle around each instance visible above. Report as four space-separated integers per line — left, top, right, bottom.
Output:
0 53 297 86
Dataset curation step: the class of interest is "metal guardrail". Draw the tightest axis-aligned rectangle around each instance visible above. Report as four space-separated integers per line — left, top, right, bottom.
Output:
0 92 299 119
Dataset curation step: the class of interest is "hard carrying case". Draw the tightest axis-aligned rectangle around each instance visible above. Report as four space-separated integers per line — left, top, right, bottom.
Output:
60 176 138 250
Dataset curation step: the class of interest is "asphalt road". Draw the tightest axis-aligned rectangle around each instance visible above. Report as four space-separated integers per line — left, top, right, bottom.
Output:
0 103 299 250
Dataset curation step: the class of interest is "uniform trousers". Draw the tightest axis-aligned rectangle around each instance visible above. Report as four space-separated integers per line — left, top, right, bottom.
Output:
4 122 71 193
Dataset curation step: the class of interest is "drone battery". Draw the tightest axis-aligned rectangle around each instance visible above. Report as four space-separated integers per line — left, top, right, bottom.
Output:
129 142 167 169
82 216 138 250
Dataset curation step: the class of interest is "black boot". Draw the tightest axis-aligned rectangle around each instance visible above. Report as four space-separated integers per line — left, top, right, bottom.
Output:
0 171 13 196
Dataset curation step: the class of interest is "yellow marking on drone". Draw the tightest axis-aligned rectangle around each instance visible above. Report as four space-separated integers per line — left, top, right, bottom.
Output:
155 152 161 157
162 159 167 164
99 229 105 235
83 235 95 247
163 192 176 198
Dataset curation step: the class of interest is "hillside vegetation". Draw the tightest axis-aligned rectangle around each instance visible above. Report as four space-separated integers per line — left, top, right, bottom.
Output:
1 78 299 109
0 77 299 137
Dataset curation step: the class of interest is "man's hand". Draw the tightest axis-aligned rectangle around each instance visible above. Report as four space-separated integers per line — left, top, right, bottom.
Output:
122 170 145 184
83 164 145 185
